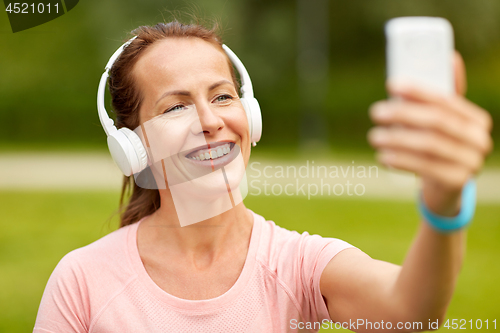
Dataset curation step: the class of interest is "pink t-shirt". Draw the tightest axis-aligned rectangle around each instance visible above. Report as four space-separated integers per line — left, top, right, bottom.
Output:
34 210 354 333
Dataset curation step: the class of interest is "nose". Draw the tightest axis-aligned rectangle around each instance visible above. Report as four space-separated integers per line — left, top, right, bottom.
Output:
191 102 224 138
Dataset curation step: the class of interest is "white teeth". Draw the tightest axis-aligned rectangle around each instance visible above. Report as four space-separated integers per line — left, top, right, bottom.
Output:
189 143 232 161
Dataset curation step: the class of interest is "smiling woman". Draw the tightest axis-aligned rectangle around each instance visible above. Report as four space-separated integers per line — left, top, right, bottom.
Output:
33 19 494 333
107 22 245 228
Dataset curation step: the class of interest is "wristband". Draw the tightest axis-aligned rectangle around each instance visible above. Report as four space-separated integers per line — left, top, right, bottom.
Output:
418 179 477 233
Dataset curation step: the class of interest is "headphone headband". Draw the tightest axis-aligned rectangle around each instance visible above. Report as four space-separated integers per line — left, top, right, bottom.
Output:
221 44 254 98
106 36 137 71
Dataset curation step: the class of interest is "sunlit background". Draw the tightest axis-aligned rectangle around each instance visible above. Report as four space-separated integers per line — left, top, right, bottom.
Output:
1 0 499 332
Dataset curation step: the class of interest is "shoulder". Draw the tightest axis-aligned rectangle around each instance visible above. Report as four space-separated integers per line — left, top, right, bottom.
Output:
251 210 354 272
47 223 140 308
56 223 134 275
35 223 139 332
249 210 356 323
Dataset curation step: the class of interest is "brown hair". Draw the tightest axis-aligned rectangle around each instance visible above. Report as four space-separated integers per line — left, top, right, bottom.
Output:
108 21 239 227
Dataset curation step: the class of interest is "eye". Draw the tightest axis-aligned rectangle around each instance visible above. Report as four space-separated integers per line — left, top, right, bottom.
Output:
214 94 233 104
164 104 186 113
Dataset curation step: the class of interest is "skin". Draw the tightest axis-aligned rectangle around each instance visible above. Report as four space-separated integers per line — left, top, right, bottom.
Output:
131 38 494 329
133 37 253 300
320 53 493 332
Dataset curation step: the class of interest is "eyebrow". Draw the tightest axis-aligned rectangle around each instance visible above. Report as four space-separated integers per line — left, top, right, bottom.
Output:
154 79 234 107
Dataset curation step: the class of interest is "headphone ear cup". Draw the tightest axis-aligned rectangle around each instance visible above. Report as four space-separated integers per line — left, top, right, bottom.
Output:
240 97 252 136
248 97 262 143
107 128 148 176
121 128 148 174
240 97 262 144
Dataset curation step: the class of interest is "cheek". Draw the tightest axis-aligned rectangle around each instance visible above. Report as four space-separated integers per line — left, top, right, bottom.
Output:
225 108 252 166
225 107 250 139
137 115 195 163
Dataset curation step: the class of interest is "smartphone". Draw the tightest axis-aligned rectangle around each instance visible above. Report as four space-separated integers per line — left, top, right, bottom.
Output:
385 17 455 95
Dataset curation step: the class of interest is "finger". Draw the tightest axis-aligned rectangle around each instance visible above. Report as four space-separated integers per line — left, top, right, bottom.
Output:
368 127 484 173
369 101 494 155
377 149 470 190
386 80 493 132
453 51 467 96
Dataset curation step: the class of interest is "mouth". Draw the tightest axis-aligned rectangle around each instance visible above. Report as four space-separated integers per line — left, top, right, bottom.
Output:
185 141 235 161
182 141 239 169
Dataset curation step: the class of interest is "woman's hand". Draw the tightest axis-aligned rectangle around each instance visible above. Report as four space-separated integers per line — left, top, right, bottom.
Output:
368 53 493 216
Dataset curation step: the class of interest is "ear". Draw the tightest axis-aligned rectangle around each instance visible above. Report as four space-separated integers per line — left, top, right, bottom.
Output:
453 51 467 96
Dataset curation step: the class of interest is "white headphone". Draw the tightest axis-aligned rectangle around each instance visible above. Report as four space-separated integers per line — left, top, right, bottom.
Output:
97 36 262 177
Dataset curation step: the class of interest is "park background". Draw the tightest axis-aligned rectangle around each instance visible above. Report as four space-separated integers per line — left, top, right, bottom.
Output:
1 0 499 332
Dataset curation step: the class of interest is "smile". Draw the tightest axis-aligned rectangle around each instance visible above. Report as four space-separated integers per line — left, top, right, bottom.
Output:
186 142 234 161
182 142 239 169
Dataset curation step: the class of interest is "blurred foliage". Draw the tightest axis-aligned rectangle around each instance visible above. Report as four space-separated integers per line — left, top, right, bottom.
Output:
1 0 499 152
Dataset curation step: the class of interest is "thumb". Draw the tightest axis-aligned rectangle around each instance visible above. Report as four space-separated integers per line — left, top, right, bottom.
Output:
453 51 467 96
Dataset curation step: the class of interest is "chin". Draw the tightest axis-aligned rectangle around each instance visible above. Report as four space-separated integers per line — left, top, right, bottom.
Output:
185 150 246 199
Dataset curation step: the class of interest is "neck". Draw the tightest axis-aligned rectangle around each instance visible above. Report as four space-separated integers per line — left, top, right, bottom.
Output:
141 188 253 259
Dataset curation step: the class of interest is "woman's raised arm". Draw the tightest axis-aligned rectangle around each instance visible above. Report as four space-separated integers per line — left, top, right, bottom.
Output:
319 53 493 332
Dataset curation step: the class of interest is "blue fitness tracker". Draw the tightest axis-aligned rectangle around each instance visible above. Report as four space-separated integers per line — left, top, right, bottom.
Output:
418 179 477 233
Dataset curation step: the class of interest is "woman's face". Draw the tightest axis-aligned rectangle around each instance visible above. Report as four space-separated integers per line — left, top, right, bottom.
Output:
132 37 250 194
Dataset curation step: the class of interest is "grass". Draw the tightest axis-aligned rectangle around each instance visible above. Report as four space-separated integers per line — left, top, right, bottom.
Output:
0 191 499 332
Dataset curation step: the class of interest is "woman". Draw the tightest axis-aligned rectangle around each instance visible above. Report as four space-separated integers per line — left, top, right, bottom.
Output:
34 21 493 332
